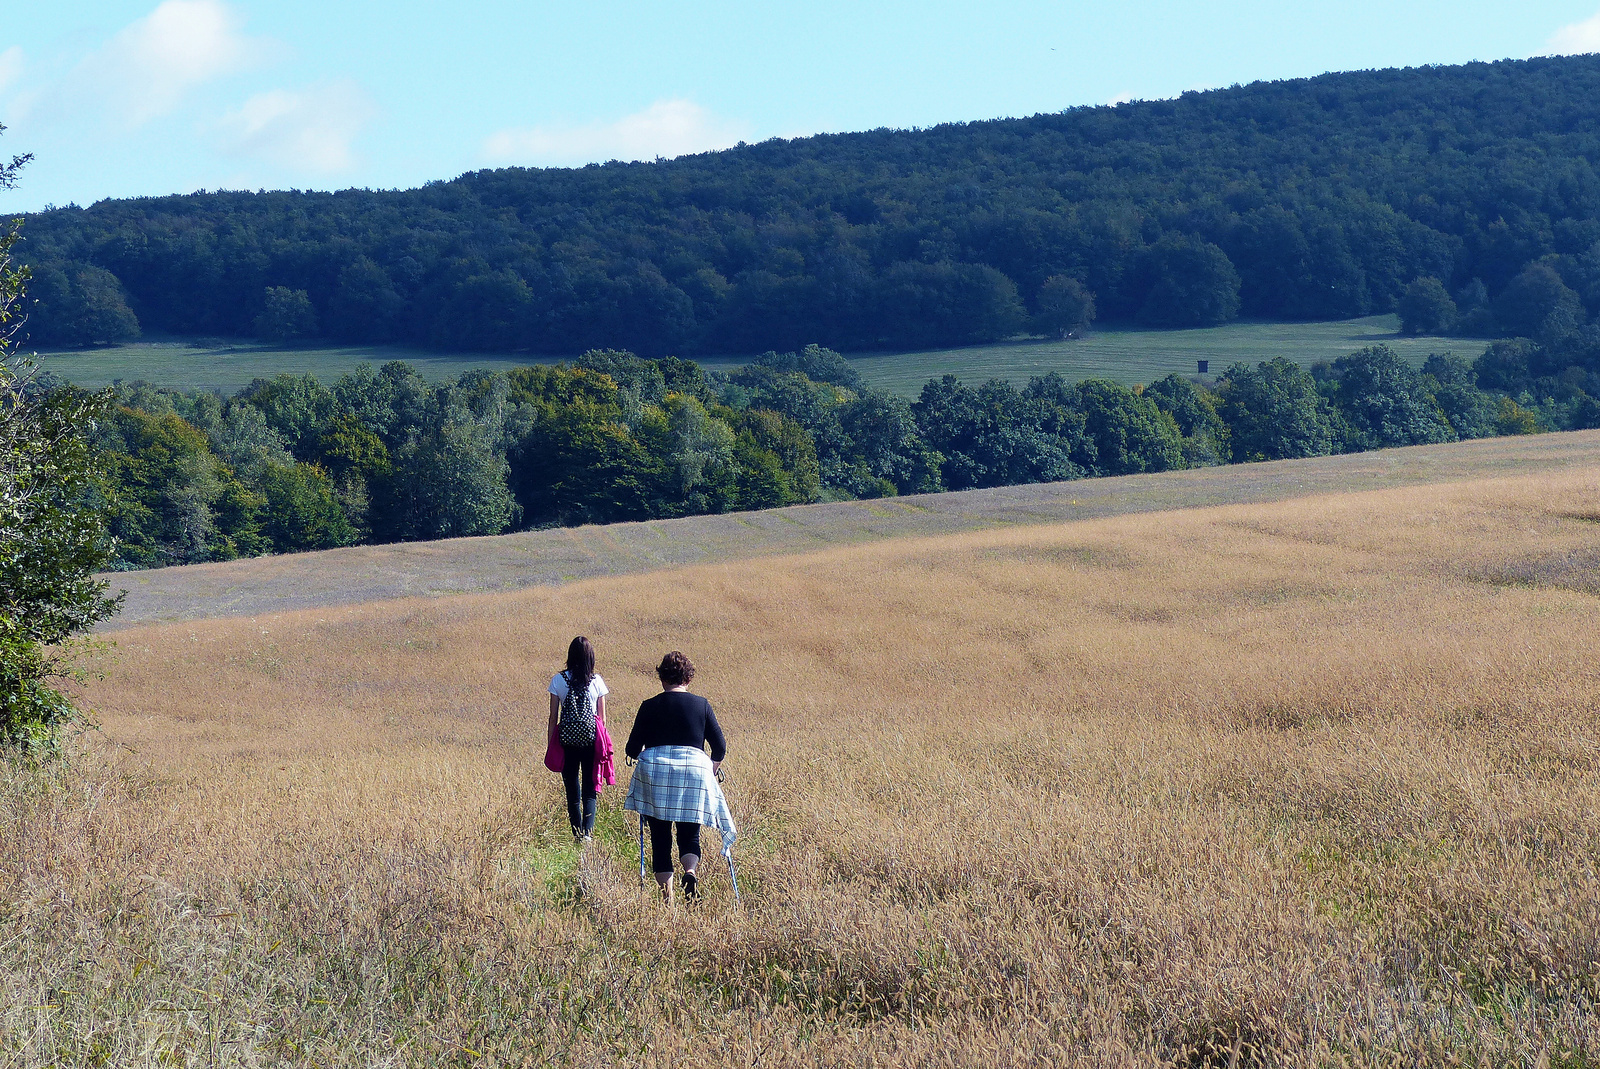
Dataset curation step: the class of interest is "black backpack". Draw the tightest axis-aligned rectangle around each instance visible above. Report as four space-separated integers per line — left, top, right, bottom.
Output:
558 671 597 747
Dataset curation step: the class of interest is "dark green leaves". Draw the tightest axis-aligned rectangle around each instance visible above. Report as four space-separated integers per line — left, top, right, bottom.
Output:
0 220 122 749
1216 357 1341 463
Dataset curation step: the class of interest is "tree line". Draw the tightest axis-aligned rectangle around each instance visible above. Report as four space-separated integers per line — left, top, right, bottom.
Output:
84 336 1577 571
17 55 1600 355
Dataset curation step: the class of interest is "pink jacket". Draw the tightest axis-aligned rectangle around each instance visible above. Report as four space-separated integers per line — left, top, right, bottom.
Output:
595 716 617 794
545 718 618 796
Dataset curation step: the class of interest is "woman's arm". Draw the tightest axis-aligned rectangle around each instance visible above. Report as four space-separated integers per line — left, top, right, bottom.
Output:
625 701 647 760
596 694 606 730
548 693 559 736
703 701 727 766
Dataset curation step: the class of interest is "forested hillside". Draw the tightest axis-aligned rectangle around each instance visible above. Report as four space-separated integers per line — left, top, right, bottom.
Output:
19 55 1600 355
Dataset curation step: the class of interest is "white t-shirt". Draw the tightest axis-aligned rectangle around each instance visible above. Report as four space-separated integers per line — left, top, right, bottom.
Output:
549 672 609 704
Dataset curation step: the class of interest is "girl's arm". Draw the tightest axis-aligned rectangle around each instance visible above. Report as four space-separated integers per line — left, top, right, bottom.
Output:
596 694 606 730
548 693 560 736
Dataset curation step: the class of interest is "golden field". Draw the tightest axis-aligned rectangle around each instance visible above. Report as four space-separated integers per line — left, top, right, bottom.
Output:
5 463 1600 1066
100 428 1600 630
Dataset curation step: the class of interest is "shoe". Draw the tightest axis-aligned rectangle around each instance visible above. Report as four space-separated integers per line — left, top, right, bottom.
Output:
682 871 698 900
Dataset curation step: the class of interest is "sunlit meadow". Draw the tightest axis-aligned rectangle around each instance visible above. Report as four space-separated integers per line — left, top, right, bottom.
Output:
4 465 1599 1066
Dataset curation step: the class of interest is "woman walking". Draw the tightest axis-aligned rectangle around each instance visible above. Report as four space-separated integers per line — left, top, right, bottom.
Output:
623 651 736 904
549 636 609 842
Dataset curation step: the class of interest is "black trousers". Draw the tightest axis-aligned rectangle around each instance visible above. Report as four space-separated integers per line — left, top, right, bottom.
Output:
648 817 702 874
561 743 596 836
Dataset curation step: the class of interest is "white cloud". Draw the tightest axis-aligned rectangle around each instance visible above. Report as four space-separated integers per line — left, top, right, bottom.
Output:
484 99 749 168
1546 10 1600 54
0 47 23 97
47 0 265 127
212 80 376 173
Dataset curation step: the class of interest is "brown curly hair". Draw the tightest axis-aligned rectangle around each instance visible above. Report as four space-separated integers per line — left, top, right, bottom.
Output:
656 651 696 687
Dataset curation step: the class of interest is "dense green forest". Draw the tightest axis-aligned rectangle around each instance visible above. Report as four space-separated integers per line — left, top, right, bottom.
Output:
18 55 1600 357
78 336 1572 570
25 53 1600 570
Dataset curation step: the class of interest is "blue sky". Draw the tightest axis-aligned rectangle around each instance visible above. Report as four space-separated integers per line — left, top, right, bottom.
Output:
3 0 1600 213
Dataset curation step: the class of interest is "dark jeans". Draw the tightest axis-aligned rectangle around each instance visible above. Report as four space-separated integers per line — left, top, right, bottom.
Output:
648 817 702 875
561 743 596 836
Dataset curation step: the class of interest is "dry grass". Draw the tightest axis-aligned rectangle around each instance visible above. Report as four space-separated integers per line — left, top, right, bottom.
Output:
6 468 1600 1065
100 428 1600 630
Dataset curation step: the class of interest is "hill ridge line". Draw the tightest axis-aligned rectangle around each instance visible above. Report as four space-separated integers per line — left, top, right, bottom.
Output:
99 430 1600 631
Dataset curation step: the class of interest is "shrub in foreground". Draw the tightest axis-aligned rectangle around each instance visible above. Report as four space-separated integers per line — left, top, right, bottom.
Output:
0 302 120 748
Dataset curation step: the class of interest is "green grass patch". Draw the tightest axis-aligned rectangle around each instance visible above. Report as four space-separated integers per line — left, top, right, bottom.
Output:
32 316 1460 394
845 314 1460 396
522 835 583 909
25 337 637 392
590 797 642 864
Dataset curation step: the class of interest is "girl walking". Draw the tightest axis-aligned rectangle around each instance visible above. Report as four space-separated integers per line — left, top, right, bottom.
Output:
549 636 609 842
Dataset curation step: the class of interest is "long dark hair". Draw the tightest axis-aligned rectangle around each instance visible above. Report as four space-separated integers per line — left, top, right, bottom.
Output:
565 636 595 693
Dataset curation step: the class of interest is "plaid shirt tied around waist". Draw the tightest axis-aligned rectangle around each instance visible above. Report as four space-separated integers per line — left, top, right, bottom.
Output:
623 745 738 857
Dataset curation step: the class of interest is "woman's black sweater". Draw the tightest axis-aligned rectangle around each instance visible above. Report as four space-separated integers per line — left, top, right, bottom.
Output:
625 690 727 762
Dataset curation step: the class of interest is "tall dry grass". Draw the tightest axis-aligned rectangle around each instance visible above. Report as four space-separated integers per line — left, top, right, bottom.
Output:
4 469 1600 1066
